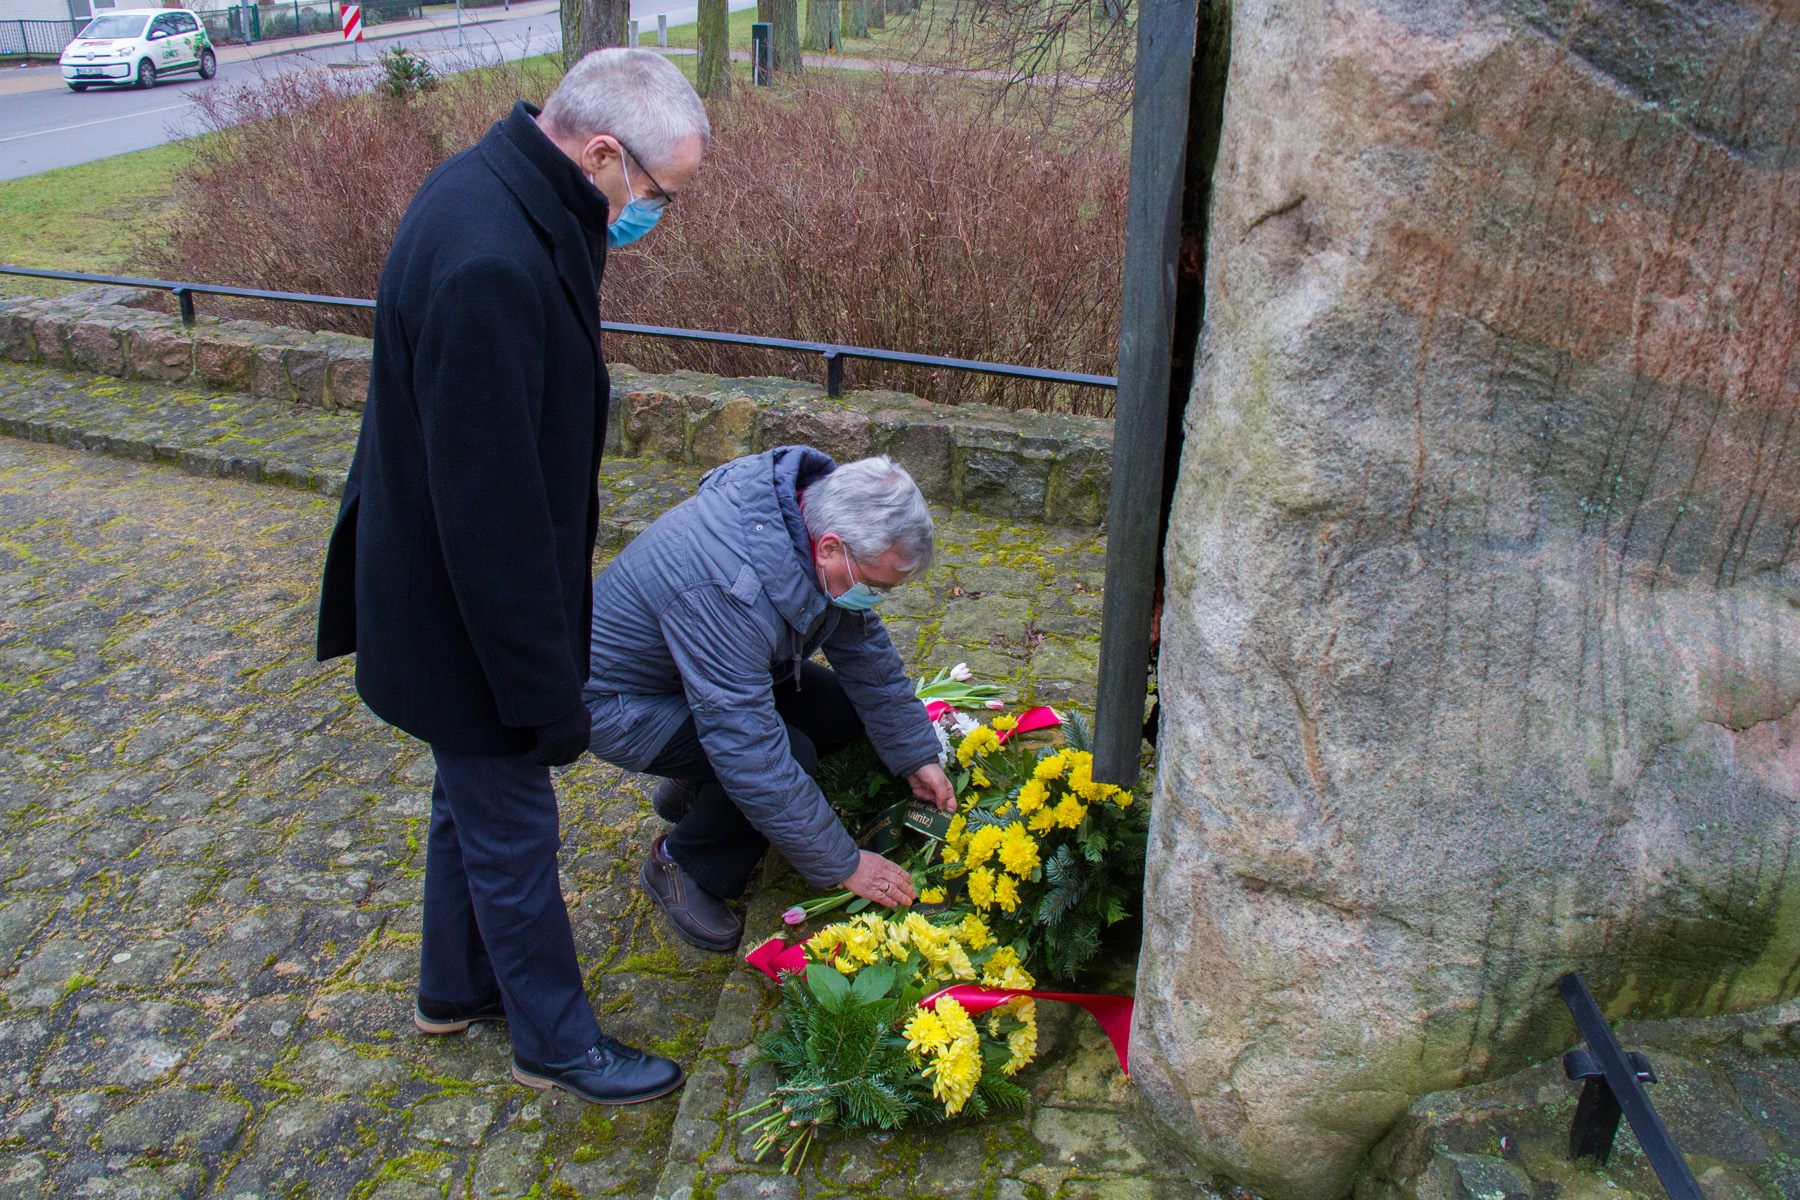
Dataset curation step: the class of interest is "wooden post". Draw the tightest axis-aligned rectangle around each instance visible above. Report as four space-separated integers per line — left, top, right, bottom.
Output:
696 0 731 96
1091 0 1200 785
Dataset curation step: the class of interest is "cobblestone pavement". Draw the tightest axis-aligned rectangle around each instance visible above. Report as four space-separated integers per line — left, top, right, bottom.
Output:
0 364 1204 1200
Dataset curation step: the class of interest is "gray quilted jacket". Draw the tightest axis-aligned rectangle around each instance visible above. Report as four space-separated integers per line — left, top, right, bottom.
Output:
582 445 941 886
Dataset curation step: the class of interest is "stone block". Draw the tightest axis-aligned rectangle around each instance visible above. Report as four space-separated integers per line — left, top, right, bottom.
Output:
0 303 41 362
325 348 371 411
1046 438 1112 526
126 322 195 383
691 395 759 466
761 400 873 463
284 344 330 408
954 423 1053 521
876 411 955 503
1030 1107 1156 1173
193 331 255 392
623 388 685 459
253 342 289 401
98 1087 248 1153
30 313 75 368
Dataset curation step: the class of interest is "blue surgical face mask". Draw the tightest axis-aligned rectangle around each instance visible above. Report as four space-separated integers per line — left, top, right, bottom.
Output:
830 549 887 612
602 156 666 248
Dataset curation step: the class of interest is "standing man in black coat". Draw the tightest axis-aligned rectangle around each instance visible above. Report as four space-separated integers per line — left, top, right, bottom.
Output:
316 49 709 1105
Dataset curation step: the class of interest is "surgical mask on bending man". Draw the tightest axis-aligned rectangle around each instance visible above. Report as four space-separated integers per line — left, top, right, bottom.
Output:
601 156 666 248
830 550 886 612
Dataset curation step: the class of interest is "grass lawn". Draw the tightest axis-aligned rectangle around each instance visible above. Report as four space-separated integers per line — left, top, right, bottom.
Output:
0 141 187 299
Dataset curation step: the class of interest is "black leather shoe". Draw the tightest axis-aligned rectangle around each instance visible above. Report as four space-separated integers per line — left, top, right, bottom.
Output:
640 835 743 953
413 995 508 1035
512 1035 685 1105
652 777 697 822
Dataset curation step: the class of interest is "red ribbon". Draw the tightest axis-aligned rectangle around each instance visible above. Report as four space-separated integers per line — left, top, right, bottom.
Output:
744 936 1134 1075
996 706 1061 743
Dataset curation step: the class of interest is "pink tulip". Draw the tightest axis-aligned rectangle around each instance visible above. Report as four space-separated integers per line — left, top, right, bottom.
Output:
782 906 806 925
986 700 1006 709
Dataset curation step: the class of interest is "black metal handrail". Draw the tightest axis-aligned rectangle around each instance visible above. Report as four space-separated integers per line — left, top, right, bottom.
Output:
1556 973 1702 1199
1 266 1118 400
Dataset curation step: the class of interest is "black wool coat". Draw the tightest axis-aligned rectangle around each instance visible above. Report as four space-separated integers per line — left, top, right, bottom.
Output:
317 101 611 756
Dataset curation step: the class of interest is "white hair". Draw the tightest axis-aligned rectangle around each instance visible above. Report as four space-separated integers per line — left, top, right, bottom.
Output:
541 48 711 170
801 456 935 574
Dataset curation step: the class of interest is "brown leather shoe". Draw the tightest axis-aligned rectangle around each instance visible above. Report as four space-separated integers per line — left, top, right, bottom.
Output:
640 836 742 953
652 778 697 823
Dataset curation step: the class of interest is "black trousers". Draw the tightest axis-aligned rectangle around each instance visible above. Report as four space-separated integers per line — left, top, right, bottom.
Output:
646 661 864 900
420 748 599 1063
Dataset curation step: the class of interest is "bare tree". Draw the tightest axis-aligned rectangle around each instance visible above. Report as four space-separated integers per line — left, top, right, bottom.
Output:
843 0 869 40
561 0 628 69
758 0 805 70
803 0 840 52
897 0 1136 125
697 0 732 96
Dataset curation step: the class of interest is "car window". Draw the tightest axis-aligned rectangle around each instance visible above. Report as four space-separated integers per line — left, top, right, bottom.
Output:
150 14 178 33
77 14 150 37
174 13 198 32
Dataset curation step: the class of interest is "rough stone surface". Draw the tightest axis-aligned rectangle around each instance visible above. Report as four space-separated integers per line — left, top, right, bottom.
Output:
1136 0 1800 1196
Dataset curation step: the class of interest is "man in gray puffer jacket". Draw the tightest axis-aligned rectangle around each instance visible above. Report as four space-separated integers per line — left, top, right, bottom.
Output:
583 447 955 951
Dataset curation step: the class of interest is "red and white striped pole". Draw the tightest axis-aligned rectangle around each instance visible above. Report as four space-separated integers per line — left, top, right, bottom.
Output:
340 1 362 42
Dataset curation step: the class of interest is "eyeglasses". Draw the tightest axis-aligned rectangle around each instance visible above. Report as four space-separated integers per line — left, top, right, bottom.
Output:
617 140 676 209
845 548 899 594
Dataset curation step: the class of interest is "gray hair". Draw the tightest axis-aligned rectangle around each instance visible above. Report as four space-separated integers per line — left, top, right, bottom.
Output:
802 456 935 574
541 48 711 170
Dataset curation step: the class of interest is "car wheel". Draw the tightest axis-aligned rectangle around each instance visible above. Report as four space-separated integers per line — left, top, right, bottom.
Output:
67 82 88 92
198 48 216 79
135 58 157 88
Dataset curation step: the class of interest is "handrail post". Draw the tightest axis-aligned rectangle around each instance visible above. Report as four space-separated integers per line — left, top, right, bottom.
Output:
172 287 196 328
824 350 844 398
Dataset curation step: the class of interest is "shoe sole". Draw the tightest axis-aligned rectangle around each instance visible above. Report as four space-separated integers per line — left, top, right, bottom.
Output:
510 1061 686 1105
412 1008 506 1036
639 860 743 954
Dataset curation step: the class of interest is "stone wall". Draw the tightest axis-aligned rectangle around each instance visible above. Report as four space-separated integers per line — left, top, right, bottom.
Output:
0 287 1115 525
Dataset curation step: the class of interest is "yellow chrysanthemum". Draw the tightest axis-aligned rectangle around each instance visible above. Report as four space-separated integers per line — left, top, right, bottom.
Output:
956 725 1001 766
1051 795 1087 829
1114 789 1134 808
919 887 947 904
1004 1012 1038 1075
904 1007 951 1054
994 873 1020 912
1033 752 1068 781
971 768 992 790
964 824 1004 868
1015 778 1049 814
924 1032 982 1114
957 912 992 950
1027 805 1058 833
992 714 1019 732
997 823 1041 877
944 940 977 980
967 866 997 910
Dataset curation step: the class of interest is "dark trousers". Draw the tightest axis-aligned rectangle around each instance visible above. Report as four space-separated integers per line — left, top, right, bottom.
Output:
647 661 864 900
420 747 599 1063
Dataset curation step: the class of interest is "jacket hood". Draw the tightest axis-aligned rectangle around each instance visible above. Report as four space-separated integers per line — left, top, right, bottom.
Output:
701 445 837 634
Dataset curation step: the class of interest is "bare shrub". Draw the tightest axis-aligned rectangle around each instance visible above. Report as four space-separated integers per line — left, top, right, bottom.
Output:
153 64 1124 413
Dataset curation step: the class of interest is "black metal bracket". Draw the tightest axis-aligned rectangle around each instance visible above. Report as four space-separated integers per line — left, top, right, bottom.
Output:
1555 973 1702 1199
172 286 196 328
1562 1046 1656 1164
823 350 844 399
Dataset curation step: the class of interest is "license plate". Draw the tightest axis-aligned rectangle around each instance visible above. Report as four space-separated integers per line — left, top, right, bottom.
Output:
76 67 106 76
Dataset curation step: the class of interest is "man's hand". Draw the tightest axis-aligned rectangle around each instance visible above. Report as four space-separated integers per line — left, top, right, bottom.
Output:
908 763 956 813
840 850 917 909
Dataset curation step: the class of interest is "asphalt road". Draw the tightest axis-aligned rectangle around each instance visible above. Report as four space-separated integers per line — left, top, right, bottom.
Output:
0 0 753 181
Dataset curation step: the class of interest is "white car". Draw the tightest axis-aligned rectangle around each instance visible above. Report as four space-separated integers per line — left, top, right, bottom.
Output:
60 8 217 91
